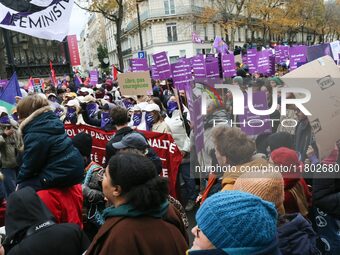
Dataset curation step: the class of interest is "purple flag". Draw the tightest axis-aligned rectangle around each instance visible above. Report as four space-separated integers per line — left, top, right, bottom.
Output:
289 46 307 71
192 55 206 78
222 54 236 78
90 70 99 86
130 58 149 72
247 49 258 74
192 32 204 44
238 92 272 136
151 65 160 80
152 52 172 80
213 36 228 54
205 56 220 79
0 72 22 112
256 50 270 75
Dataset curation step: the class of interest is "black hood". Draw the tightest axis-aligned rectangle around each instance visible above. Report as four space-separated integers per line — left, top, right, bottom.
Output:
5 187 55 240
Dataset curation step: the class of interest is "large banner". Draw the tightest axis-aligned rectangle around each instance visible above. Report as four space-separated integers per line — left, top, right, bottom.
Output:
64 124 183 198
0 0 74 41
67 35 81 66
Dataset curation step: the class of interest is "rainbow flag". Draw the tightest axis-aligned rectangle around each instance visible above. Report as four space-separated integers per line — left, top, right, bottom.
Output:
0 72 22 113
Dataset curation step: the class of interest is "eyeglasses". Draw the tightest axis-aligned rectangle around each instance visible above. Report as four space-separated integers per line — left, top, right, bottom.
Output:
196 227 201 238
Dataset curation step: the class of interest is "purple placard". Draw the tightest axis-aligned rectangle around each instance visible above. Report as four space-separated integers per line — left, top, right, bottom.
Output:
130 58 149 72
306 43 332 62
90 70 99 86
222 54 236 78
289 46 307 71
171 59 192 90
151 65 160 80
238 92 272 136
275 46 290 64
205 56 220 79
247 49 258 74
192 97 204 153
192 55 206 78
256 50 270 75
152 52 172 80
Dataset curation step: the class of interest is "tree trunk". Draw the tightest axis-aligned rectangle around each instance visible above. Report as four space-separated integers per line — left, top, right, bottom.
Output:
312 30 316 45
301 26 304 44
230 27 236 50
115 4 124 71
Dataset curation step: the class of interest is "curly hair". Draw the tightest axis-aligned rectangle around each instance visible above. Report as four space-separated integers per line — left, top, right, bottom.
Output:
212 126 255 166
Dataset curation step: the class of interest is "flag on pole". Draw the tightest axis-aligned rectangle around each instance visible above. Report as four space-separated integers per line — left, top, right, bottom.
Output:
73 74 82 90
213 36 229 54
112 65 118 80
49 61 57 87
0 72 22 112
0 0 74 42
192 32 204 44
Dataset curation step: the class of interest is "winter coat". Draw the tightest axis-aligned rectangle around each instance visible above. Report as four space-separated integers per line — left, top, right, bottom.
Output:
313 147 340 218
37 184 84 228
17 106 84 188
85 203 188 255
0 126 21 168
278 213 319 255
152 121 170 133
165 110 190 152
4 187 89 255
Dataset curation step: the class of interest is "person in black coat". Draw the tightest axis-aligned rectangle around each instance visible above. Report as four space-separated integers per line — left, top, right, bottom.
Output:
3 187 89 255
105 107 162 174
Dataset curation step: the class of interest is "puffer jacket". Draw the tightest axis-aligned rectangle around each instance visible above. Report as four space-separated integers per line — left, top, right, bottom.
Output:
17 106 84 188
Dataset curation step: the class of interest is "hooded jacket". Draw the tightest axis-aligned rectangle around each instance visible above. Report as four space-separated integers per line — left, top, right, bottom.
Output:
278 214 319 255
17 106 84 188
4 187 89 255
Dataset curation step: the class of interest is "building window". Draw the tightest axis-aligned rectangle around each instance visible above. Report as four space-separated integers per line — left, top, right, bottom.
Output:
164 0 175 15
204 26 208 41
167 23 178 42
169 56 179 64
196 49 203 55
180 50 186 57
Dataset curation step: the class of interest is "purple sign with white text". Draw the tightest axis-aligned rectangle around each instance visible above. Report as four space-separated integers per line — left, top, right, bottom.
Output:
151 65 160 80
275 46 290 64
152 52 172 80
247 49 258 74
171 59 192 90
130 58 149 72
205 56 220 79
90 70 99 86
256 50 270 75
192 55 206 78
289 46 307 71
222 54 236 78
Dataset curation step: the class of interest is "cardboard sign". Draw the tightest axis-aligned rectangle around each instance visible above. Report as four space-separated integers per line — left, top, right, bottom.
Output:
282 56 340 159
118 71 152 96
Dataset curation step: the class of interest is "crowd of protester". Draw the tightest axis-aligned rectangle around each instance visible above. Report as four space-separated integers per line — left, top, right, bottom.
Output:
0 63 338 255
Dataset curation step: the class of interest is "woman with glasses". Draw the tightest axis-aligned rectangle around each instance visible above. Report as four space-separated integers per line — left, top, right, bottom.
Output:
86 153 188 255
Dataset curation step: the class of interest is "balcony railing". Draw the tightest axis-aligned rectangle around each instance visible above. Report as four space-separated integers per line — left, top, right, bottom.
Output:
125 5 203 32
122 48 132 56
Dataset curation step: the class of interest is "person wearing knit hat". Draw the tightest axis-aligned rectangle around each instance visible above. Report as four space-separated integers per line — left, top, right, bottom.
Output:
189 191 280 255
234 170 285 216
270 147 311 217
267 132 294 152
270 77 284 88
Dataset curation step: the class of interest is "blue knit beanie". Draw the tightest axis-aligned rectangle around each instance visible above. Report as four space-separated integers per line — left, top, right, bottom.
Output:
196 191 277 250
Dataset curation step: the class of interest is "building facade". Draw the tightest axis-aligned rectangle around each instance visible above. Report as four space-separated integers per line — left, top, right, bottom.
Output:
79 12 107 71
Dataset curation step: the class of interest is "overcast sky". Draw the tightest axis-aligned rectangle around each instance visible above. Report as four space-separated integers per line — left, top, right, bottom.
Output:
68 3 89 40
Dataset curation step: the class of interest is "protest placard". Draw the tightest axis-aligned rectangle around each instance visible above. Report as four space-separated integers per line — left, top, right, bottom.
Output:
282 56 340 159
118 71 152 96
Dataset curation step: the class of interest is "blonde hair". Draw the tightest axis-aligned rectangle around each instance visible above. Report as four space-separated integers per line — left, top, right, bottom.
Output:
17 94 49 119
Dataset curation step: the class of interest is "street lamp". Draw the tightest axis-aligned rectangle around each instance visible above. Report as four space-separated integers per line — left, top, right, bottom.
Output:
136 0 145 51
